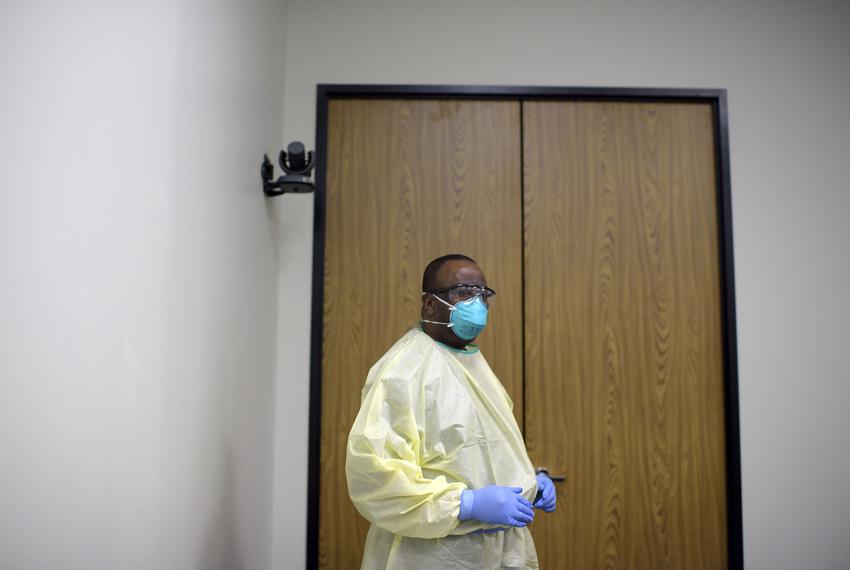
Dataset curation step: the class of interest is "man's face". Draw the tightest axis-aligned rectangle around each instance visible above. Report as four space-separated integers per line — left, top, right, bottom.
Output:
421 259 489 346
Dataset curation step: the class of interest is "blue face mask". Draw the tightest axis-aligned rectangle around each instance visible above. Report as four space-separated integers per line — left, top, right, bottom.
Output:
423 293 489 341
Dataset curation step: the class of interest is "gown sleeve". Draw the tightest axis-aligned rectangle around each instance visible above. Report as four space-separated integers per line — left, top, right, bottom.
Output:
346 367 466 539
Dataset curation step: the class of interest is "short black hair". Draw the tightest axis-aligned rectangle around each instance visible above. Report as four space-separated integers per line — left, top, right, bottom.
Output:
422 254 477 292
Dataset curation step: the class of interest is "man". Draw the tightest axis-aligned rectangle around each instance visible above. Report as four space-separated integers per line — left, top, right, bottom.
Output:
346 254 556 569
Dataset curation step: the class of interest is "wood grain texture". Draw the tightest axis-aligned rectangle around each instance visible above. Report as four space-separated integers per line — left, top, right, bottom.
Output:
320 99 523 568
522 101 728 569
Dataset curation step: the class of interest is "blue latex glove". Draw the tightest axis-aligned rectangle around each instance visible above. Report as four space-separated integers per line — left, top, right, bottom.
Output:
533 473 556 512
458 486 534 527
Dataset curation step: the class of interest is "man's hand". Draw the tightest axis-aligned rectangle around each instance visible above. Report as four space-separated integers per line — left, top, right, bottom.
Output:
533 473 556 512
459 486 534 527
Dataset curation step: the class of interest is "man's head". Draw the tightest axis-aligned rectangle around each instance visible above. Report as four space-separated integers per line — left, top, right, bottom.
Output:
420 254 493 348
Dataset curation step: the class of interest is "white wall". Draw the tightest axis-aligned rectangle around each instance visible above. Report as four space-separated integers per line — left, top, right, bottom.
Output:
276 0 850 568
0 1 287 569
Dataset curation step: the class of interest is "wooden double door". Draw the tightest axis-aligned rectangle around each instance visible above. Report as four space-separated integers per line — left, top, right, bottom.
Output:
313 91 736 569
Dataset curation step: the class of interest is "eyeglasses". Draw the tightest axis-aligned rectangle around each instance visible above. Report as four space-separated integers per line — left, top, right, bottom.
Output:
426 283 496 304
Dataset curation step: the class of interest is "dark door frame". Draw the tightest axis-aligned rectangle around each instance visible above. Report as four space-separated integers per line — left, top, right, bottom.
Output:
306 84 742 570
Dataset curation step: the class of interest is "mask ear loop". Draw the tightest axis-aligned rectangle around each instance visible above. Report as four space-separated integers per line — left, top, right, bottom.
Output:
420 292 455 328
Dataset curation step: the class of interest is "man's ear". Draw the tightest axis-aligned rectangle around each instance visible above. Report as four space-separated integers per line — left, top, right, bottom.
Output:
422 294 435 317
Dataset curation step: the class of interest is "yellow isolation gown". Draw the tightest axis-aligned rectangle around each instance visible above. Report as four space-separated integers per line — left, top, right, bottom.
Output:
346 326 540 569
